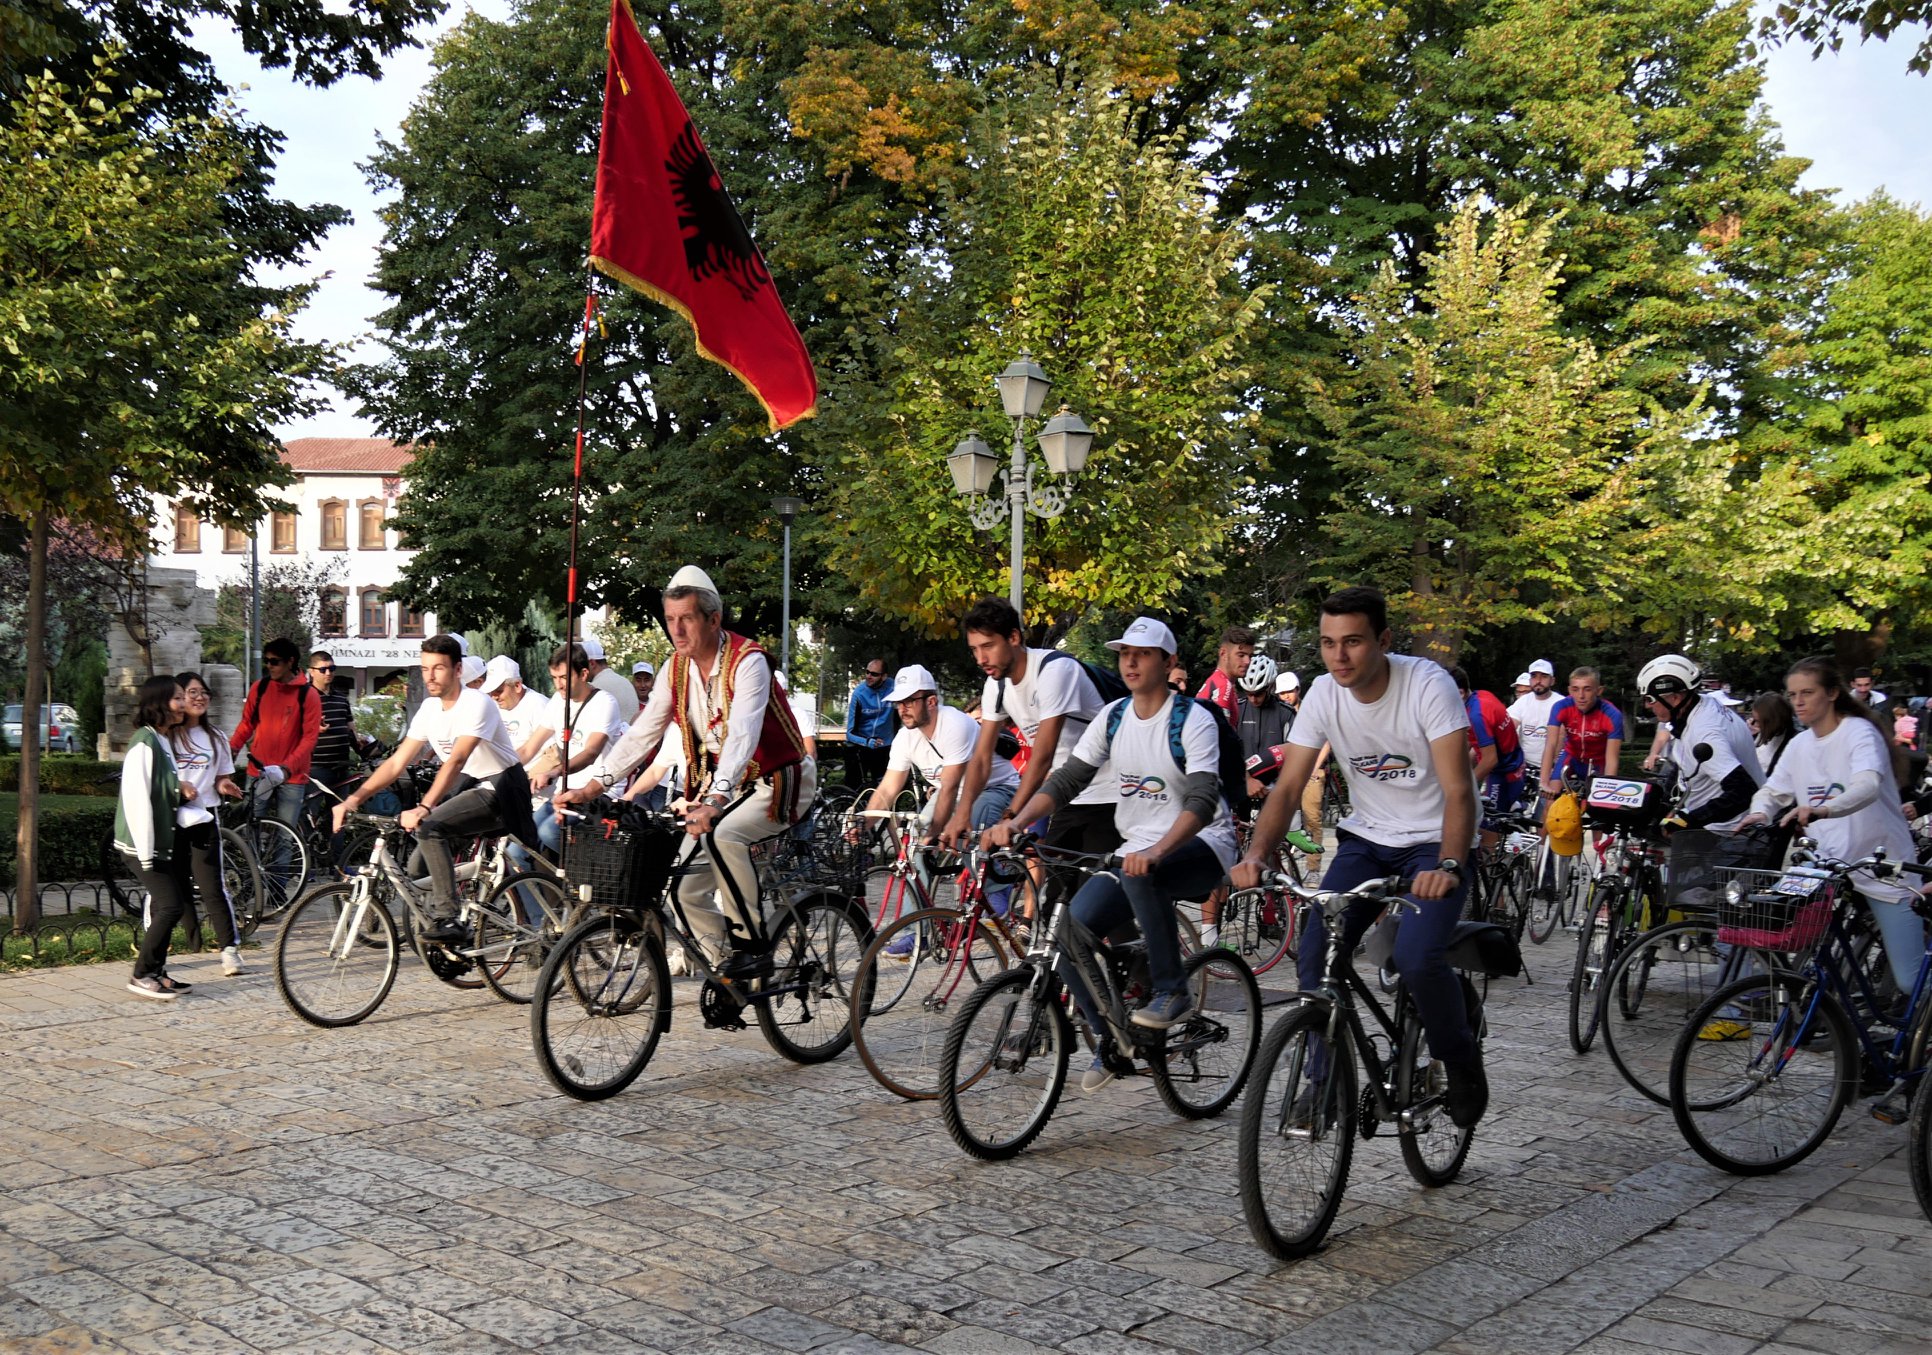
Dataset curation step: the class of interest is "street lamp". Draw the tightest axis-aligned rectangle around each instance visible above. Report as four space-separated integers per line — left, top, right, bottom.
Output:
949 353 1097 610
771 495 803 676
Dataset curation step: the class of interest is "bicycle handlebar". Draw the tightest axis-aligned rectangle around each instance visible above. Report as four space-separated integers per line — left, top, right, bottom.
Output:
1789 838 1932 882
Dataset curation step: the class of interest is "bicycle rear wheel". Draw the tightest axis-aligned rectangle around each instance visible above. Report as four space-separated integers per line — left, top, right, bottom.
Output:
1397 975 1482 1186
274 881 400 1028
1238 1004 1357 1260
1526 847 1569 945
1568 882 1619 1054
938 968 1071 1161
851 908 1008 1100
1911 1071 1932 1226
248 818 310 923
1151 949 1261 1119
1669 972 1855 1176
1218 888 1295 977
531 912 670 1100
474 873 568 1005
219 827 264 940
1601 920 1761 1105
756 893 870 1063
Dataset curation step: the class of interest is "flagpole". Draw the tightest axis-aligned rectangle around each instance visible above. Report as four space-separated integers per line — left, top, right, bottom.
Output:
561 278 598 873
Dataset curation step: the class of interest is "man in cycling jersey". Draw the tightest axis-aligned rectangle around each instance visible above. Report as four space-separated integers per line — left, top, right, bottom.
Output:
1539 666 1625 795
1236 586 1487 1127
1196 626 1257 727
984 616 1237 1090
1453 667 1525 813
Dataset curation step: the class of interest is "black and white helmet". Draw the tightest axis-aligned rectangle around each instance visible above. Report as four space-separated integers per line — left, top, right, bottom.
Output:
1637 654 1700 700
1239 654 1279 694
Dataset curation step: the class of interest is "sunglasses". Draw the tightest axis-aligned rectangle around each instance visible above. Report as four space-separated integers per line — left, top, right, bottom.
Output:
865 670 886 678
310 664 334 673
262 655 287 667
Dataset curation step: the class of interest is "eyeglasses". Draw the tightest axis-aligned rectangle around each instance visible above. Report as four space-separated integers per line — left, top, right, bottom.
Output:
185 688 210 701
310 664 334 673
262 655 286 667
865 669 886 678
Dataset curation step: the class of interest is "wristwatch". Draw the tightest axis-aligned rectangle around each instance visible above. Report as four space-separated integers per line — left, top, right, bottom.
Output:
1436 858 1464 879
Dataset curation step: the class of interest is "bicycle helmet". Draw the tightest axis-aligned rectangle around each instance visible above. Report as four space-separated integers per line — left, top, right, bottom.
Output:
1239 653 1278 694
1546 791 1584 857
1637 654 1700 700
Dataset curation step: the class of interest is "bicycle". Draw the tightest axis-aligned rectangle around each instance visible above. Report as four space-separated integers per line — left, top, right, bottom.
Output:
1466 809 1541 946
529 800 874 1101
936 839 1262 1160
1524 771 1589 946
220 774 312 925
1668 842 1932 1176
1235 871 1516 1259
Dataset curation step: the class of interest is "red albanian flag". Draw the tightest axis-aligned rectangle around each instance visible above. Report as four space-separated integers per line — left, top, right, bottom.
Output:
589 0 818 431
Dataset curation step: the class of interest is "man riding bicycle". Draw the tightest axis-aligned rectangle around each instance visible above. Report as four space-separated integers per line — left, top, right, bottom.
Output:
1234 587 1489 1128
1637 654 1762 833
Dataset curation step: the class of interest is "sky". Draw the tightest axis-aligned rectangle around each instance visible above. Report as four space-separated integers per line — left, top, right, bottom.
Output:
197 5 1932 441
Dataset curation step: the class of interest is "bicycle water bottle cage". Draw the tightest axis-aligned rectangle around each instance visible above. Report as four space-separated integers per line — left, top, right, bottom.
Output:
698 979 748 1030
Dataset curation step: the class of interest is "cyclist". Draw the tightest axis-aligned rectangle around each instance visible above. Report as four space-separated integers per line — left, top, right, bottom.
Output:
1452 667 1525 814
1507 660 1560 786
1636 654 1762 832
560 566 814 979
230 636 322 888
1195 625 1257 728
1538 666 1624 797
630 660 656 707
1235 586 1488 1127
984 616 1238 1088
517 644 626 858
1235 654 1291 804
480 656 550 749
844 659 896 788
331 634 538 943
579 635 640 722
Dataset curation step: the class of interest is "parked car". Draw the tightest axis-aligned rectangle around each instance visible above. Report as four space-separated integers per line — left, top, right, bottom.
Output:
3 703 83 754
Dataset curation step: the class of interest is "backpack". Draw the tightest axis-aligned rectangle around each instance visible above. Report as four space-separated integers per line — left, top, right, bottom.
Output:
1104 691 1252 820
1035 648 1131 705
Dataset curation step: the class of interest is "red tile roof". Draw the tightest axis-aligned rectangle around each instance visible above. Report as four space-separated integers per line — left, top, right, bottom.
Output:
282 438 415 474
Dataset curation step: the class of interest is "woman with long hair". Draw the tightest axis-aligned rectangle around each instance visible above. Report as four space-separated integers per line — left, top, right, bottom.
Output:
172 671 247 975
1740 656 1925 999
113 675 193 999
1749 691 1796 777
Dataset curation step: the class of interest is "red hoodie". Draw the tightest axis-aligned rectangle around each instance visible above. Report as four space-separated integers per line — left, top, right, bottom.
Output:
229 676 324 784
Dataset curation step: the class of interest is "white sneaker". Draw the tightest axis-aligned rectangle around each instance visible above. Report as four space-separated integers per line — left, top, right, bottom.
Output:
666 943 691 976
1199 924 1219 949
127 977 178 1001
220 946 244 977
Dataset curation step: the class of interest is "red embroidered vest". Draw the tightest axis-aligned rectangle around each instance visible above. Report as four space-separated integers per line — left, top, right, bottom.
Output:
668 632 808 819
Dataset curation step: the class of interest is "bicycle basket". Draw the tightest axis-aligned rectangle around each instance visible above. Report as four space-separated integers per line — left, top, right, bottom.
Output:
1582 774 1669 828
564 817 678 909
1713 866 1834 952
1665 826 1782 911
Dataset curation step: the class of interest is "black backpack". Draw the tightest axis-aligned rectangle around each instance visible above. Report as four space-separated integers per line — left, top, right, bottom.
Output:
993 649 1130 736
1102 692 1253 819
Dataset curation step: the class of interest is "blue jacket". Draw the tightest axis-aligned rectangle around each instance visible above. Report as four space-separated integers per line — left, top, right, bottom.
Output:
847 679 895 748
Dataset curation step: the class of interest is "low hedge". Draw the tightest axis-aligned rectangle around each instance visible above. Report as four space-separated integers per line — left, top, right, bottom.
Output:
0 756 119 796
0 793 118 887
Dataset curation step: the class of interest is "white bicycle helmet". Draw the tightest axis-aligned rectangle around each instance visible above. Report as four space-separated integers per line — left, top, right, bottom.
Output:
1637 653 1700 700
1239 653 1279 694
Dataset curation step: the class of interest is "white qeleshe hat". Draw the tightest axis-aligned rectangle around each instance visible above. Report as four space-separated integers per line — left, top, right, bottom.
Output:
884 664 939 703
460 655 487 685
1105 617 1178 655
1276 670 1300 695
1714 692 1743 708
631 660 655 677
1528 659 1554 677
481 655 521 694
668 564 719 594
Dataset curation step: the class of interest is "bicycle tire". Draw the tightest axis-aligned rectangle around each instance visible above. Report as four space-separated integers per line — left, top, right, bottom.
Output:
1397 975 1482 1186
938 967 1071 1161
1568 883 1619 1054
531 911 670 1101
1501 855 1534 943
1669 971 1855 1176
1910 1069 1932 1226
1238 1003 1358 1260
1151 949 1262 1119
1600 919 1760 1106
475 873 569 1005
851 907 1009 1100
248 817 310 923
273 881 400 1028
1219 887 1295 977
755 893 871 1064
219 827 264 940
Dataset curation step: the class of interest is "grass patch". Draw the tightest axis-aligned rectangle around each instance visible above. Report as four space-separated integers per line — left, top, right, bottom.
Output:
1 913 257 971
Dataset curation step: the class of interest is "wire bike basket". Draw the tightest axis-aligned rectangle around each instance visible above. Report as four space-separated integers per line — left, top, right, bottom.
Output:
564 812 679 910
1710 865 1835 953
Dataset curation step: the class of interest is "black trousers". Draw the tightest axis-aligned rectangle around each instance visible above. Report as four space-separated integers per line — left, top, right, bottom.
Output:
174 820 240 951
126 851 186 981
414 764 536 917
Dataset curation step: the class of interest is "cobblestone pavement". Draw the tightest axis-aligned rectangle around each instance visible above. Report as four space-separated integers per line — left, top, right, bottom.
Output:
2 920 1928 1354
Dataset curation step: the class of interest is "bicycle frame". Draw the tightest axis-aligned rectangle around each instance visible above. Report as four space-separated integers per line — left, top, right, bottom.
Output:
1298 892 1433 1133
1787 893 1932 1087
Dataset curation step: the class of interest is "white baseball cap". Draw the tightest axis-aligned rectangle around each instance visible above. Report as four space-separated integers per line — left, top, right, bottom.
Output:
1276 670 1300 694
460 655 487 685
481 655 521 693
454 634 470 656
579 635 606 661
1513 672 1533 688
884 664 939 703
1714 692 1743 708
668 564 719 594
631 660 655 677
1528 659 1555 676
1105 616 1177 655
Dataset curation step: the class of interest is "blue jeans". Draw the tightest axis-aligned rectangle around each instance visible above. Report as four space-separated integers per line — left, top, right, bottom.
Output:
1295 831 1478 1066
250 776 306 889
1059 837 1225 1036
916 783 1018 914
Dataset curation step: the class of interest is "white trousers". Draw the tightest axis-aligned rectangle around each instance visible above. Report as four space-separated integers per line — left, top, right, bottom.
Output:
677 758 817 958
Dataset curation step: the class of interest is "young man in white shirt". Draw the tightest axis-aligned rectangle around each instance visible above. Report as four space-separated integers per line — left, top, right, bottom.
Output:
482 656 551 749
580 634 642 723
1508 659 1561 779
1236 586 1488 1127
986 617 1237 1088
517 644 627 858
333 634 535 942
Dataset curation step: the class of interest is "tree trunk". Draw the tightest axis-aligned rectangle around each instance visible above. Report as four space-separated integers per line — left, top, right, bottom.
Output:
14 511 48 935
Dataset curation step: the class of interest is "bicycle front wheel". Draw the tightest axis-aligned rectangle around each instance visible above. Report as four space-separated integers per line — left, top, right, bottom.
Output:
756 894 871 1063
249 817 310 922
1669 972 1855 1176
1238 1003 1358 1260
531 912 670 1101
274 881 400 1028
851 907 1008 1100
474 873 569 1005
938 968 1071 1160
219 827 264 940
1397 975 1483 1186
1601 920 1761 1106
1151 949 1262 1119
1568 883 1619 1054
1219 888 1295 977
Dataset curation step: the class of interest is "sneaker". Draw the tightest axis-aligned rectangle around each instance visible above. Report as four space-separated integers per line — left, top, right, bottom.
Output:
718 948 773 983
220 946 244 977
127 977 178 1002
1443 1056 1488 1128
1697 1018 1751 1042
1081 1055 1117 1093
1285 829 1324 855
883 932 917 961
155 973 192 994
419 915 469 945
1131 990 1196 1030
1199 924 1220 949
1009 921 1032 950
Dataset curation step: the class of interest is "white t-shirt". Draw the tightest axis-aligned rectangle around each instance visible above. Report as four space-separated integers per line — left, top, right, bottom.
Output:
1507 690 1560 768
498 688 551 750
1287 654 1474 848
405 687 519 778
1669 693 1761 831
541 689 626 791
590 666 640 723
1759 716 1915 902
173 725 234 828
890 705 1021 792
1071 695 1238 867
982 648 1110 807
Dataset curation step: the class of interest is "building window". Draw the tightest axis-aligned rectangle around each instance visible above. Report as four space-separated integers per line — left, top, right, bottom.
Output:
358 499 386 550
222 525 248 553
320 499 347 550
397 600 425 639
319 588 347 638
271 510 297 553
359 587 387 637
172 504 201 553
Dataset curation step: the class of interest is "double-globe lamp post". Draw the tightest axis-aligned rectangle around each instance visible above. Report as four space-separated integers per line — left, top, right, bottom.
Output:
772 495 803 677
946 354 1096 611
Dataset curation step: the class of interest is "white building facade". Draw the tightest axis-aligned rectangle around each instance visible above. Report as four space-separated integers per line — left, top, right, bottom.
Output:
150 437 439 695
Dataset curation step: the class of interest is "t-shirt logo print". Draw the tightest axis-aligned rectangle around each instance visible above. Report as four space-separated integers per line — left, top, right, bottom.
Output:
1805 781 1846 806
1349 752 1418 783
1119 773 1169 802
668 124 771 303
